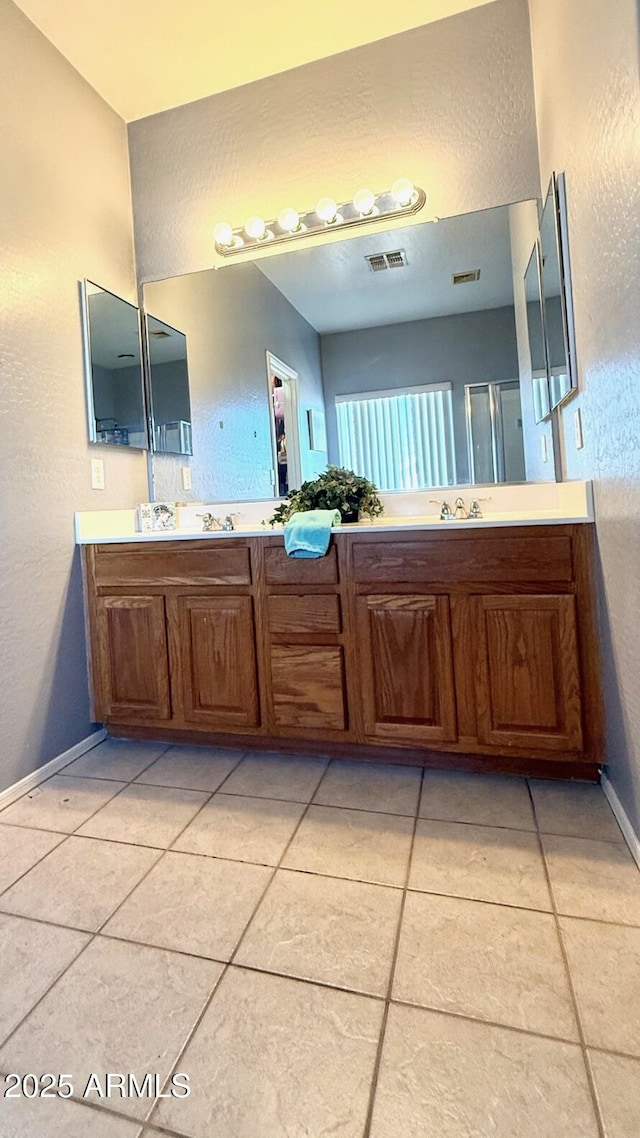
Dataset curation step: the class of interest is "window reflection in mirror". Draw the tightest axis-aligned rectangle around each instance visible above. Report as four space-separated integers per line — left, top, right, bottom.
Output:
81 281 147 448
145 314 193 455
524 244 551 424
142 199 556 504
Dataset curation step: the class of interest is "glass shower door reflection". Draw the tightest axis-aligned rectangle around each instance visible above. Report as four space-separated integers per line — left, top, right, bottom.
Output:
465 381 525 484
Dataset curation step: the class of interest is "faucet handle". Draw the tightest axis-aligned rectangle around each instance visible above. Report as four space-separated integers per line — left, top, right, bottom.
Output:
430 499 453 521
468 497 491 519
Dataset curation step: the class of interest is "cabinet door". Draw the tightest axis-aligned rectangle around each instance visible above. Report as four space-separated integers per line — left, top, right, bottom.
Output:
475 595 583 751
356 594 457 744
178 596 259 728
95 595 170 720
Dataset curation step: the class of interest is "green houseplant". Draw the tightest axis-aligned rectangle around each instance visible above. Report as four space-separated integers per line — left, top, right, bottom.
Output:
269 465 384 526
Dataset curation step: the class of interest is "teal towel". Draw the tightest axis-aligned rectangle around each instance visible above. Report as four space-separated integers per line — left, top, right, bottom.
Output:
284 509 341 558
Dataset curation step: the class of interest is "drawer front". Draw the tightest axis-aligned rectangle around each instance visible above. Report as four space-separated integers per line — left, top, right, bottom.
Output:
270 645 347 730
267 594 342 635
95 542 251 587
352 536 573 585
265 544 338 585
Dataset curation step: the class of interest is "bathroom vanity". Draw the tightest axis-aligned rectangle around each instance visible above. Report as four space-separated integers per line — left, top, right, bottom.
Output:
78 504 603 780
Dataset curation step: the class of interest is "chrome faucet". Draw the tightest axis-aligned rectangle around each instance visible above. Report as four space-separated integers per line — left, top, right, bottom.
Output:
453 497 468 520
220 514 239 532
197 513 221 532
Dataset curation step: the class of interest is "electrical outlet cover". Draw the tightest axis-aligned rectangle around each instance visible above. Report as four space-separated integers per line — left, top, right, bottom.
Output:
91 457 105 490
182 466 192 490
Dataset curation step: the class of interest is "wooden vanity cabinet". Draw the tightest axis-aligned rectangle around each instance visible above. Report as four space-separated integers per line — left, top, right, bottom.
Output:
82 524 603 778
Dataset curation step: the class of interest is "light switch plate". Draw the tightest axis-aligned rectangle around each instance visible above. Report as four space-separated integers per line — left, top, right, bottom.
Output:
540 435 548 463
91 457 105 490
181 466 192 491
574 408 584 449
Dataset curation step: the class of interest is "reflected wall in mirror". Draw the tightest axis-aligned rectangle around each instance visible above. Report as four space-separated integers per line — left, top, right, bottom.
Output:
540 173 577 411
524 242 551 424
81 280 147 448
144 314 193 455
144 199 555 503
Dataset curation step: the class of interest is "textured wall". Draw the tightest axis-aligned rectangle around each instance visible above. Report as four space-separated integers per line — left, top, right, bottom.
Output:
128 0 540 286
528 0 640 831
0 0 146 791
144 264 327 503
320 306 520 482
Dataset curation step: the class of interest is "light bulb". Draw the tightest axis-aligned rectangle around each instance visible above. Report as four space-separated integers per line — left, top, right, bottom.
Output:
244 215 266 240
278 207 301 233
391 178 415 207
213 222 234 247
353 188 376 216
316 196 338 224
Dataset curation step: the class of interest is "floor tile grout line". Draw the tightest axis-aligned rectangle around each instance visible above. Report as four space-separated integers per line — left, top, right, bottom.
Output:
361 767 424 1138
527 780 607 1138
59 739 174 783
145 757 331 1130
0 755 251 1128
0 754 248 1088
0 749 631 1132
3 845 639 945
0 831 75 901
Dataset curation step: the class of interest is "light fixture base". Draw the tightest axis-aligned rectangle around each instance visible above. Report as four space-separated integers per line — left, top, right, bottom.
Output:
214 185 426 258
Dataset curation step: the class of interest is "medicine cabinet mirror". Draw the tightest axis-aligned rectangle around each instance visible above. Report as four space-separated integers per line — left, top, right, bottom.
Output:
81 280 147 448
539 173 578 411
144 313 193 455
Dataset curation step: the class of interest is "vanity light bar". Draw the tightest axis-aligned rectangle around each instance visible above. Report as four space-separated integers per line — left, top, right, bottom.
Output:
213 180 427 257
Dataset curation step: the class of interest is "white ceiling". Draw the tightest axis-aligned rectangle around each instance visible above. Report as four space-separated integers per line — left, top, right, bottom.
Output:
255 205 517 334
13 0 494 121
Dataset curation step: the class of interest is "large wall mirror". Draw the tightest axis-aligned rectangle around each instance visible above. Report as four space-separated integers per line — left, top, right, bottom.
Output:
144 198 556 503
540 173 578 411
81 280 147 448
144 314 193 455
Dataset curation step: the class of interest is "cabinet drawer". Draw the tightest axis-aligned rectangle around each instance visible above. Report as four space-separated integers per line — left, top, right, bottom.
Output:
95 541 251 587
265 544 338 585
352 535 573 584
270 645 346 730
267 594 341 635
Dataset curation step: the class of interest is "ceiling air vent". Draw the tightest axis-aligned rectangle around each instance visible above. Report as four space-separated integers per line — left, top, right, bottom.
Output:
452 269 481 285
149 329 171 338
365 249 408 272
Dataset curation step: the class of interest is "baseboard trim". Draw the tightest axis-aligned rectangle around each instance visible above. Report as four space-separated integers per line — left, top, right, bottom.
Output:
601 772 640 869
0 728 107 811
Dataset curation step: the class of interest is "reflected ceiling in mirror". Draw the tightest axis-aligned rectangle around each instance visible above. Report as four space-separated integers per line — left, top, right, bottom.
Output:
81 280 147 449
144 200 552 504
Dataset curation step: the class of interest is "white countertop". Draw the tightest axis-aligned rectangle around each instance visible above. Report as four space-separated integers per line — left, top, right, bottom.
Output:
75 482 594 545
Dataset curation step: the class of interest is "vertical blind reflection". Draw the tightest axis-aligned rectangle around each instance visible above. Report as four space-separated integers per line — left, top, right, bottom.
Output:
336 385 456 490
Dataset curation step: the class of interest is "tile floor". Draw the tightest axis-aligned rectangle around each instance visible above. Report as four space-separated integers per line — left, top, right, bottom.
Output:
0 739 638 1136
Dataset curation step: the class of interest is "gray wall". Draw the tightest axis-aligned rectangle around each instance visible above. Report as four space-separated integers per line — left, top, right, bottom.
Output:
321 306 519 483
128 0 540 286
529 0 640 835
144 263 327 502
0 0 146 791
